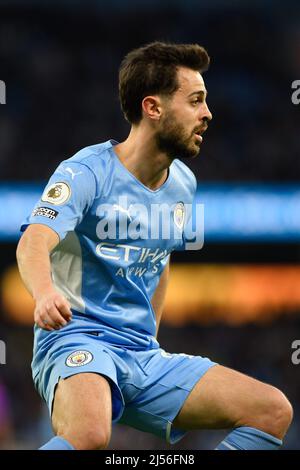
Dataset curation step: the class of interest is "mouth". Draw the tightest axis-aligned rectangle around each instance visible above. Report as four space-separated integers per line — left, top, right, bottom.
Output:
194 133 203 143
194 126 208 143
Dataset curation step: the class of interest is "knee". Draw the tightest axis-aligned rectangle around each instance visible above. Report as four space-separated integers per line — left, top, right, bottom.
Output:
57 421 111 450
243 386 293 440
80 427 111 450
266 388 293 438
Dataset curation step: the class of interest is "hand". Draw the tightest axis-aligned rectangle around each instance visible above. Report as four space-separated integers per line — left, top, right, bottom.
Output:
34 289 72 331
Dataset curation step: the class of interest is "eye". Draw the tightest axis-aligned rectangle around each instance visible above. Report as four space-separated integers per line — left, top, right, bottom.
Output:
191 98 201 106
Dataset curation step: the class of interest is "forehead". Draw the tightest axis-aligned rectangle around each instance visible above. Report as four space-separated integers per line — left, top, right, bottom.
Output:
175 66 206 95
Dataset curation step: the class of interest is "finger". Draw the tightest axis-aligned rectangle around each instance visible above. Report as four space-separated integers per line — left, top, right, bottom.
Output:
38 305 60 328
34 308 47 330
54 299 72 321
41 320 55 331
42 311 57 329
36 314 55 331
35 304 59 330
46 304 68 328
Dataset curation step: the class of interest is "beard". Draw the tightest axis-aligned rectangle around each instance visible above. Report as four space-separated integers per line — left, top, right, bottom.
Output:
155 113 201 160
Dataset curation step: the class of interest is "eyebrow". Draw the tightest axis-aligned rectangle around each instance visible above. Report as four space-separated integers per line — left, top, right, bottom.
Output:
188 90 208 98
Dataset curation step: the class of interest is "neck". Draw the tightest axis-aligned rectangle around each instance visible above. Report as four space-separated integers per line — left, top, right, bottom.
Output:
113 124 172 190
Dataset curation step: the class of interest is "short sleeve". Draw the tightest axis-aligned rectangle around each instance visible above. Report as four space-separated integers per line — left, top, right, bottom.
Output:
20 161 96 241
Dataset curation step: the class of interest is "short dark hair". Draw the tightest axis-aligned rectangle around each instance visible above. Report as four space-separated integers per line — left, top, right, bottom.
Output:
119 41 210 124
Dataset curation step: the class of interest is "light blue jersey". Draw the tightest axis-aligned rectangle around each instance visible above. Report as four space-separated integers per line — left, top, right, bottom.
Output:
21 140 217 443
22 140 197 352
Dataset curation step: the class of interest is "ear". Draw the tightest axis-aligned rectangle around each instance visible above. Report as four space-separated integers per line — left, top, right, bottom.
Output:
141 96 162 121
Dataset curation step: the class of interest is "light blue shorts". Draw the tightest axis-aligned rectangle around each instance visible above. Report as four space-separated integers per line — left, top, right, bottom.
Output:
33 332 217 444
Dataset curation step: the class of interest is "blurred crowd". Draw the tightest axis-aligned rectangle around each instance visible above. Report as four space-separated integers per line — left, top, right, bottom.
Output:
0 2 300 182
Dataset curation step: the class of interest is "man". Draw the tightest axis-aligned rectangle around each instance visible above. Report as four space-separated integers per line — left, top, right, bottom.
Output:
17 42 292 450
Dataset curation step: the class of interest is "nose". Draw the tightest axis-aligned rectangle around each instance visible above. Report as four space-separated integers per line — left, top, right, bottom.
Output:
203 102 212 122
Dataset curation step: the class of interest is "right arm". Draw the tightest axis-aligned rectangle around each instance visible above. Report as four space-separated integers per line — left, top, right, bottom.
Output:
16 224 72 331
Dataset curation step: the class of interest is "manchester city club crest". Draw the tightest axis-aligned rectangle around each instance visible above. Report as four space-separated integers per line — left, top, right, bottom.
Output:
65 350 93 367
173 202 185 230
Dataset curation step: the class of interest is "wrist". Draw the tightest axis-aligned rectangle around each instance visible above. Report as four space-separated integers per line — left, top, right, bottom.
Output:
32 283 54 301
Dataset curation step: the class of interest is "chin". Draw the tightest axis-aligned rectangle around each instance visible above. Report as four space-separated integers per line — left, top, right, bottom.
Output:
186 144 201 159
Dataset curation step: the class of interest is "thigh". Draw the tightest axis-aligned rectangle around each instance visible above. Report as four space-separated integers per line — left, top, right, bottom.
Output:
52 372 112 436
173 364 278 430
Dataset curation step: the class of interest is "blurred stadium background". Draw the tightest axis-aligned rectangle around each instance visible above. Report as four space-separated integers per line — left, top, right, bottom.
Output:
1 0 300 449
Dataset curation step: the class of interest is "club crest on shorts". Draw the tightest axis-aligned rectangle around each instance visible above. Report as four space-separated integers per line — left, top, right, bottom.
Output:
173 202 185 230
41 182 71 206
66 350 93 367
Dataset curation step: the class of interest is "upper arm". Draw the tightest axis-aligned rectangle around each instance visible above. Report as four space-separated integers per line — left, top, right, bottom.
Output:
17 223 60 254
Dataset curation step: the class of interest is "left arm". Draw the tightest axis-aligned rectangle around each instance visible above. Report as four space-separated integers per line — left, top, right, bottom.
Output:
151 260 170 338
